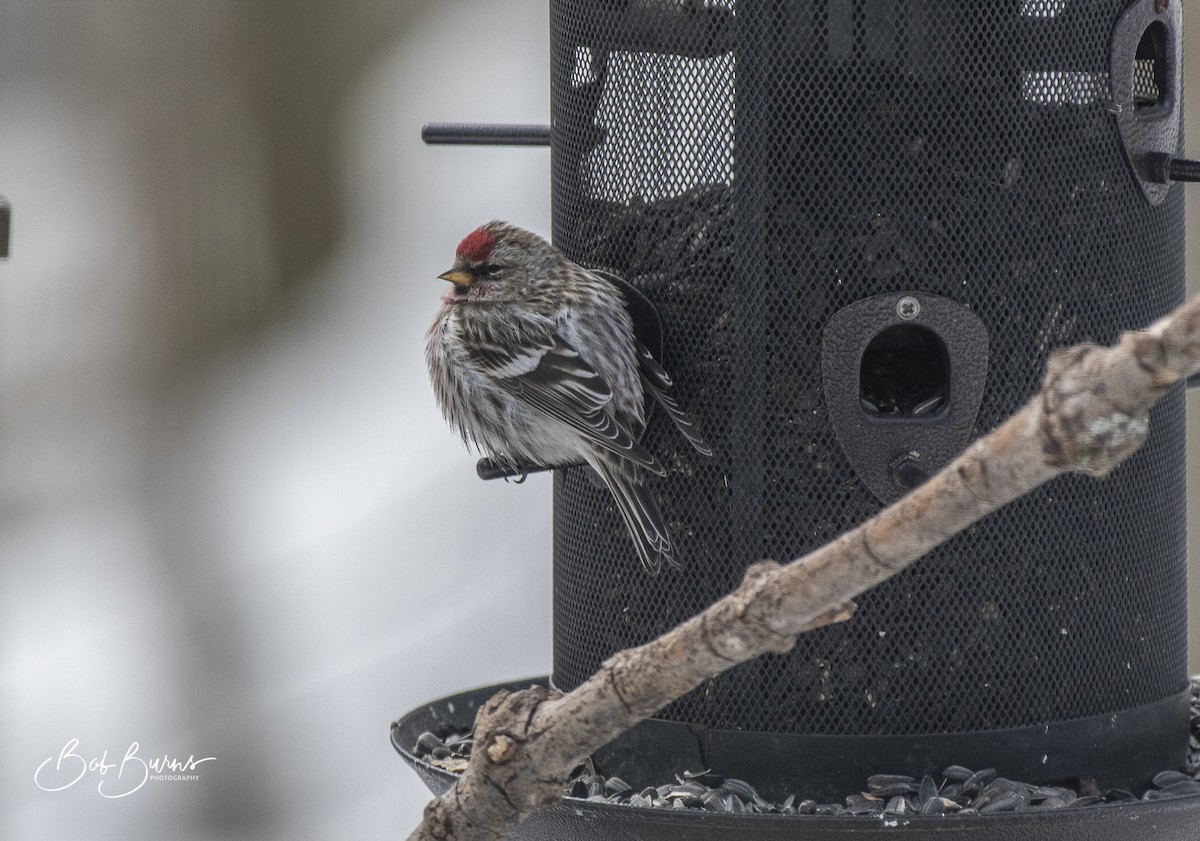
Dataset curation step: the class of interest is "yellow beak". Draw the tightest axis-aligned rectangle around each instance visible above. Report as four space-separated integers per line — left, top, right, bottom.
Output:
438 269 473 289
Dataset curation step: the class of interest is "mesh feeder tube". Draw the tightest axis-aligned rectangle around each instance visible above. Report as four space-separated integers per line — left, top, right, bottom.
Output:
549 0 1189 803
398 1 1200 839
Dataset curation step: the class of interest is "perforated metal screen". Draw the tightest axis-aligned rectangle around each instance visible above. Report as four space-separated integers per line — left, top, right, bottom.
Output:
549 0 1187 744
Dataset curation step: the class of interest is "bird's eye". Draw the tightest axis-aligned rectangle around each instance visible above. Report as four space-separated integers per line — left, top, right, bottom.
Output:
478 264 503 278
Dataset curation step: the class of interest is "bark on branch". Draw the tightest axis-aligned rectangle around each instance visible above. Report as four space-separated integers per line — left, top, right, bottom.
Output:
407 293 1200 841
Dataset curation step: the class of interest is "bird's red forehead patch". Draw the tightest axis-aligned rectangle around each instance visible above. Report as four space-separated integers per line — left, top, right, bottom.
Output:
456 228 496 263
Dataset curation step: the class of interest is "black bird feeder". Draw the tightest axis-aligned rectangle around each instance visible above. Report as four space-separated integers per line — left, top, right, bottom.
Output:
399 1 1200 838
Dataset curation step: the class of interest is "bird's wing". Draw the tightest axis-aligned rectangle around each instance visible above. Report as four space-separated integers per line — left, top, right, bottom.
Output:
589 267 712 459
636 340 713 457
467 321 665 474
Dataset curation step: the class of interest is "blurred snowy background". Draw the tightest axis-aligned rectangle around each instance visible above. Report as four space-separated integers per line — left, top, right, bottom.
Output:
0 2 1196 840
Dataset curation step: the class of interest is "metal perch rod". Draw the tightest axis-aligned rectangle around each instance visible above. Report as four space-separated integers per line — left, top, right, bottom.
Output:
422 123 551 147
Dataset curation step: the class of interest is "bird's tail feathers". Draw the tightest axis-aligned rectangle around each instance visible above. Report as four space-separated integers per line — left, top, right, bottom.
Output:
591 456 677 575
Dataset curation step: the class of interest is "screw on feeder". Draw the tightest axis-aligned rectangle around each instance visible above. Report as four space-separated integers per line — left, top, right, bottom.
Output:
889 451 928 491
896 296 921 320
1155 0 1169 15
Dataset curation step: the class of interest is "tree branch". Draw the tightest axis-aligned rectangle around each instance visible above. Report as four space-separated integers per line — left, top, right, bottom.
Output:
407 292 1200 841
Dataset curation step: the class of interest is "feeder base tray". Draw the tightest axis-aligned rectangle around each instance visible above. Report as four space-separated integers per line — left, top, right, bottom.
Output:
393 677 1200 841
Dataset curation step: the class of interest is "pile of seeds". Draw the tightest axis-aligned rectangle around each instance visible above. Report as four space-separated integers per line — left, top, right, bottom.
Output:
560 762 1200 817
412 676 1200 816
413 728 472 775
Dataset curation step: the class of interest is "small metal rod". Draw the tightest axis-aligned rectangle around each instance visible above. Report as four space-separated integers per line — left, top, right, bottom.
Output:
1167 156 1200 183
422 123 551 147
1144 153 1200 184
476 457 583 482
0 197 10 259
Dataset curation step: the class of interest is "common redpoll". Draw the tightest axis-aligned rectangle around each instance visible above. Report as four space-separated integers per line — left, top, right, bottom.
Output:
425 221 711 574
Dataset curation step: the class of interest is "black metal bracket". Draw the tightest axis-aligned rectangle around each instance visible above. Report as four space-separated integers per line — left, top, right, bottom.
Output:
822 292 989 505
1110 0 1183 205
421 123 550 147
558 0 732 59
